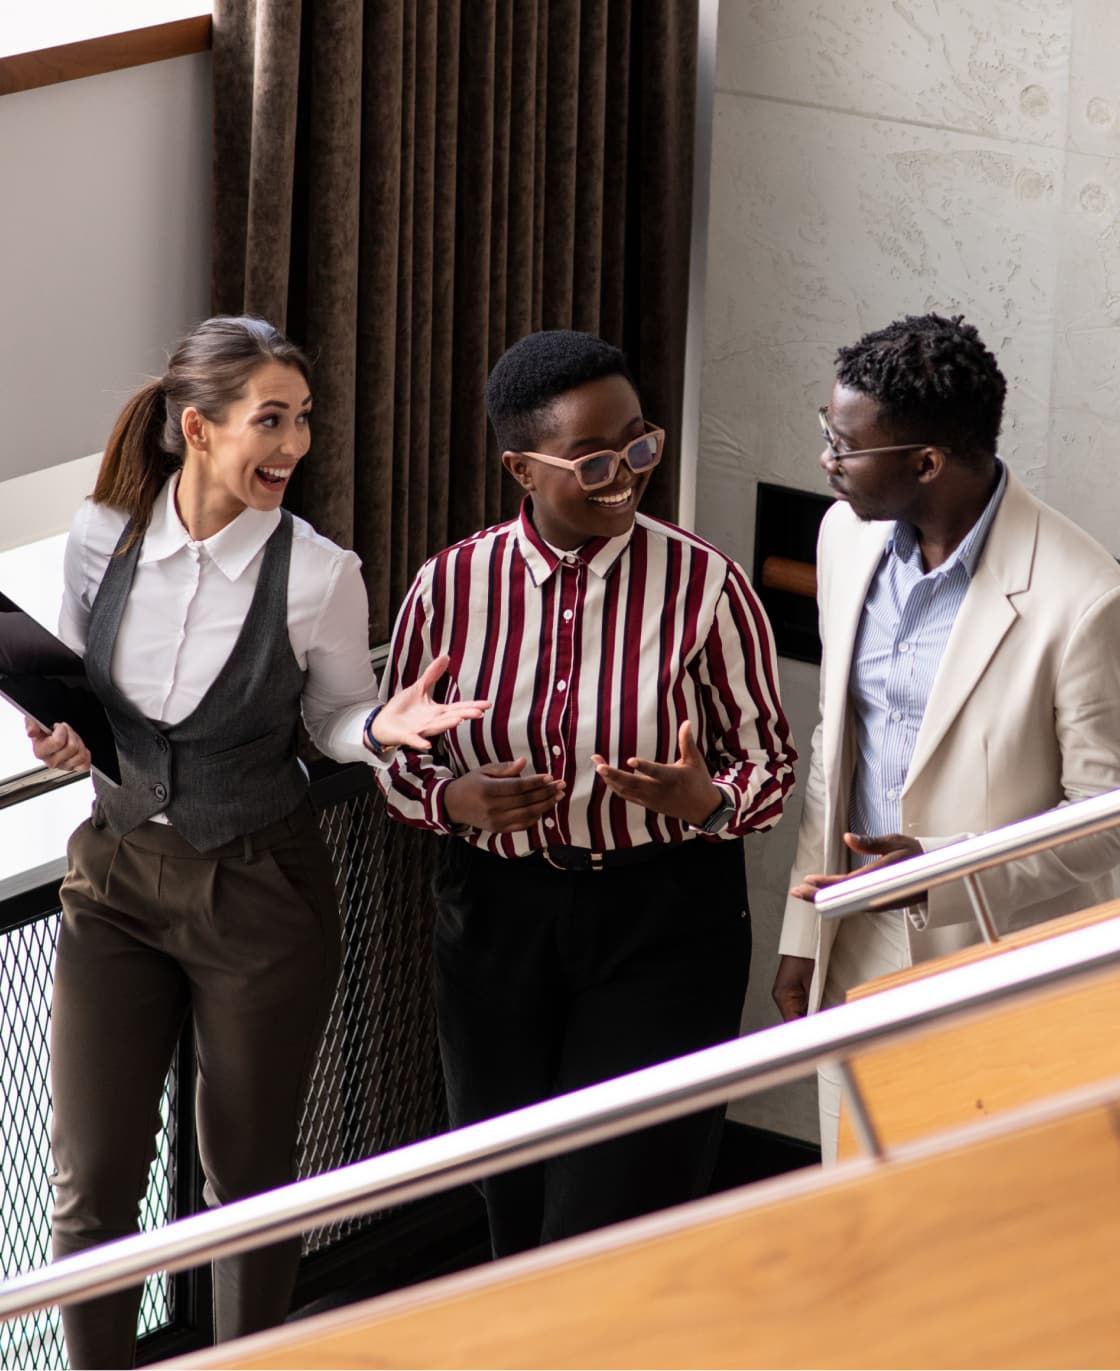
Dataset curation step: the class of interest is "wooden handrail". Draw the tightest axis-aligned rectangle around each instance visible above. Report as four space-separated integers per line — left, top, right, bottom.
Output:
760 555 817 598
0 16 211 97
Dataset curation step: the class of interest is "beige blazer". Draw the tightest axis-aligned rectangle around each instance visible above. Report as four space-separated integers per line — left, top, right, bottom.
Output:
779 470 1120 1011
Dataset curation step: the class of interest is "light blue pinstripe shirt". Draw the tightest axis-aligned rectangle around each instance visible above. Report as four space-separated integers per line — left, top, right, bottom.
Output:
847 461 1007 850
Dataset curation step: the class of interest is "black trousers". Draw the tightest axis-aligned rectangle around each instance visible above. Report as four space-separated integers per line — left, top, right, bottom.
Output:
50 800 341 1369
432 837 751 1258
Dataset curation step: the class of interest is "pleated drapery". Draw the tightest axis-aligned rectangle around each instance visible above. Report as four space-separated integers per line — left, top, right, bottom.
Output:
212 0 697 640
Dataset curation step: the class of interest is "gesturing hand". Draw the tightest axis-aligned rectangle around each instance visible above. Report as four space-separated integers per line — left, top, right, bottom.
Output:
592 720 725 827
25 717 92 773
370 655 490 751
444 759 566 833
790 832 924 905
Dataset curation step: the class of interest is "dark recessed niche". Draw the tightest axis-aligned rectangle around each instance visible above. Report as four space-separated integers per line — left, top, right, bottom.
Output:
752 482 833 664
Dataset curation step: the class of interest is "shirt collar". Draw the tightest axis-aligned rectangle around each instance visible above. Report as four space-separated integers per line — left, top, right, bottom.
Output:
514 497 635 586
888 458 1007 580
138 473 282 581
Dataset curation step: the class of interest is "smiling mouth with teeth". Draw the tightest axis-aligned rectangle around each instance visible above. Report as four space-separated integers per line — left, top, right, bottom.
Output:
588 488 632 507
256 466 293 486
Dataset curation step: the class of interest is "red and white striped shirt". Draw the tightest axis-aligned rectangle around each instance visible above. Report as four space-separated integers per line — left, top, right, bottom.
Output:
377 501 796 857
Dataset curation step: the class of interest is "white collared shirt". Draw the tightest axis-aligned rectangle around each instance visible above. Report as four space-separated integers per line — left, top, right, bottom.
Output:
59 475 377 764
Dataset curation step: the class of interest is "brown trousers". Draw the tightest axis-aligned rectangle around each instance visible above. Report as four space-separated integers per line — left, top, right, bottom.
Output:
49 799 341 1370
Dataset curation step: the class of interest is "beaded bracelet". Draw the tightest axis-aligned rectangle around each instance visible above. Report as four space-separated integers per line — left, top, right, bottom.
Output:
363 704 389 755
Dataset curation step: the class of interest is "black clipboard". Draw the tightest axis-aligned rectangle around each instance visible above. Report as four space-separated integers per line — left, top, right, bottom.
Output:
0 592 121 786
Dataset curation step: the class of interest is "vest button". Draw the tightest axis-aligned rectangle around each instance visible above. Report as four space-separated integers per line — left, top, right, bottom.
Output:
156 736 169 752
153 783 168 802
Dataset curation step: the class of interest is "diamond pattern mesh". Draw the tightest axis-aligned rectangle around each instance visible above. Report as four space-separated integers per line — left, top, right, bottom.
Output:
0 916 175 1371
298 786 446 1251
0 775 444 1365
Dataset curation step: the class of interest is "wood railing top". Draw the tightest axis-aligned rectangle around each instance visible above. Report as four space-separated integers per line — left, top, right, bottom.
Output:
0 15 210 97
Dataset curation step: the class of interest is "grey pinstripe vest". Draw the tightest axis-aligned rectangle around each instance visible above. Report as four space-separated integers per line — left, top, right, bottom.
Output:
85 509 308 851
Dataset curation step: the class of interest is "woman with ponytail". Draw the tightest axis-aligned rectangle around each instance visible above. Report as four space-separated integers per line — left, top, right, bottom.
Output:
26 315 487 1368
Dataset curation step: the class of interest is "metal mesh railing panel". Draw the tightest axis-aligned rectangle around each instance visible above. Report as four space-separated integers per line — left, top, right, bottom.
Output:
0 772 445 1361
0 913 175 1371
298 787 445 1252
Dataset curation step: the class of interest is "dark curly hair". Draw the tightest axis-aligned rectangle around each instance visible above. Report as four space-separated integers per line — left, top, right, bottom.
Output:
835 313 1006 464
486 330 636 452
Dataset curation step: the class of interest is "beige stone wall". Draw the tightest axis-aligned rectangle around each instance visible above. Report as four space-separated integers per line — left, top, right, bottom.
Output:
699 0 1120 1141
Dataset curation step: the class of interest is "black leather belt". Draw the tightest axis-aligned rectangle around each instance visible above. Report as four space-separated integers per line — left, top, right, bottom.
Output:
534 844 671 873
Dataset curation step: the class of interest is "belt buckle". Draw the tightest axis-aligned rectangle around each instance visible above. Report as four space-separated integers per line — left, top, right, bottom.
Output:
541 847 606 873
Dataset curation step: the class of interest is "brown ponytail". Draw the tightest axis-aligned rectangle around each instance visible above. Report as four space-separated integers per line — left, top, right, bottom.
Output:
91 379 177 549
91 316 311 551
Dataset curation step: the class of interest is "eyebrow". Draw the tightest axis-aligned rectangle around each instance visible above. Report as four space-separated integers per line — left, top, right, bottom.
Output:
562 415 645 454
256 396 313 411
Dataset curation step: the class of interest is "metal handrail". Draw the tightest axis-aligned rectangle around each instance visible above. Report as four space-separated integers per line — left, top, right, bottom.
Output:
813 787 1120 937
2 912 1119 1322
0 763 86 812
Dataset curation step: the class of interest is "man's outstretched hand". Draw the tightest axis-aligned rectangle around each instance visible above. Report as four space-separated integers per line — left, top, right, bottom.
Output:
790 832 923 905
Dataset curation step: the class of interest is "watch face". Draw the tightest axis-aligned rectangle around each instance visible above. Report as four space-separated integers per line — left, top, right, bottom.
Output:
701 801 735 833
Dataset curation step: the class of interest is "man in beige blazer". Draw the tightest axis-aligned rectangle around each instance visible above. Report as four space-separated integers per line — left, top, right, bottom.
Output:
772 313 1120 1158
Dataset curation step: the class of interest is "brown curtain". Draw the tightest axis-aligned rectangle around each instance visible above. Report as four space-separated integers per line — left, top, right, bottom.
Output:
212 0 697 642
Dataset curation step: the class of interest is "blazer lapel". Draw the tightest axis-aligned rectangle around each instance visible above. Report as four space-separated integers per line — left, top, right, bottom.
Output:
905 471 1038 784
821 515 890 829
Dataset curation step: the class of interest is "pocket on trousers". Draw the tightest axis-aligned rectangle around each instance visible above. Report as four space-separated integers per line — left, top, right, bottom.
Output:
61 819 120 905
258 837 341 941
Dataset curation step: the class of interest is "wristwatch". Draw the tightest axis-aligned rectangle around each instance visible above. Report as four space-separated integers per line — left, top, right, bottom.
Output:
695 790 737 835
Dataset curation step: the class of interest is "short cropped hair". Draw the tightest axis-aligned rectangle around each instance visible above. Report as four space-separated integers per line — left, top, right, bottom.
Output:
835 313 1006 463
486 330 635 452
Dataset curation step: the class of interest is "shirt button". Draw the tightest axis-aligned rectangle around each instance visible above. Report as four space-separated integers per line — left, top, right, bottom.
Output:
890 710 902 723
156 735 169 752
886 788 898 801
557 680 567 692
564 553 577 564
563 609 574 622
544 817 556 828
898 641 910 653
153 783 168 802
551 745 561 757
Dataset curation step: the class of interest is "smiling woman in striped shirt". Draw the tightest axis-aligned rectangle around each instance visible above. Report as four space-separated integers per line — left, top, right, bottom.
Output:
378 329 796 1256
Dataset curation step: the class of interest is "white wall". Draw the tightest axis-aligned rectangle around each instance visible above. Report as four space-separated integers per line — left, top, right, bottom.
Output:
0 52 212 487
698 0 1120 1141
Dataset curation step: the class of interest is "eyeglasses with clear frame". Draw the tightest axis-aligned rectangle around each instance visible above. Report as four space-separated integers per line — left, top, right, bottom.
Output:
818 407 930 460
517 424 666 491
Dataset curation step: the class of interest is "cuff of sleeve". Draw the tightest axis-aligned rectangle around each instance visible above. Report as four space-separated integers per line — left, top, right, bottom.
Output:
915 832 969 853
901 835 960 931
905 903 930 930
429 776 458 835
778 896 821 959
361 705 398 769
708 780 750 839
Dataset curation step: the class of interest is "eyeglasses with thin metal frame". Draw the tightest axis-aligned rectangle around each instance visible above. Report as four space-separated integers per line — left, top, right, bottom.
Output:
517 424 666 491
818 407 931 460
